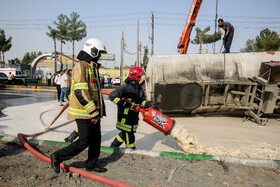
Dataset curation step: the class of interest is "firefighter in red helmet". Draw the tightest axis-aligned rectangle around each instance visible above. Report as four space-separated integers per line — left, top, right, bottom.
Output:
109 66 158 149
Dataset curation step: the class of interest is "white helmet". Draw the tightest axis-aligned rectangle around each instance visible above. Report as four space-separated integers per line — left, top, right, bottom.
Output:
82 38 107 58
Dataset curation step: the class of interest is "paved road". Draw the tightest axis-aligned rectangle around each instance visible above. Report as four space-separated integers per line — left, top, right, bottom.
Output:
0 89 56 116
0 88 280 161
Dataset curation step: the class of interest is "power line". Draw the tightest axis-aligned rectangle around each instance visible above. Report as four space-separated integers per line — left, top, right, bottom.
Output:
1 10 279 31
153 11 280 20
1 10 279 24
124 48 136 55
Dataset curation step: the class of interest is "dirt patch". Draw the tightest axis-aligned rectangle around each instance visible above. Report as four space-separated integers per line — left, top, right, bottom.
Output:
0 140 279 187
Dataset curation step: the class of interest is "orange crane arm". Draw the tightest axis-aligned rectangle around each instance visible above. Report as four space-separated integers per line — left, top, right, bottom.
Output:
177 0 203 54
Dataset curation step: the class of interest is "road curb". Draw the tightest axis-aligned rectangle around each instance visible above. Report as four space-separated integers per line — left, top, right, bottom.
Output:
5 85 116 91
1 136 278 170
5 85 57 90
44 140 280 170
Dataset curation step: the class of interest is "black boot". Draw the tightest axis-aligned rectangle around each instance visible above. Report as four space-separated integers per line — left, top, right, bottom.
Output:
64 130 78 143
50 153 61 173
109 138 122 148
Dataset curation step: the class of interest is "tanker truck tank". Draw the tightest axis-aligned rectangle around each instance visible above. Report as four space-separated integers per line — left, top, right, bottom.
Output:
145 52 280 125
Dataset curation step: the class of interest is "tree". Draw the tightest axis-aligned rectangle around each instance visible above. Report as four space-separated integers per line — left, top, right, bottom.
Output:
0 29 12 63
240 28 280 52
0 29 3 62
14 58 21 64
191 26 221 53
46 26 58 72
54 14 69 71
21 51 42 64
240 39 259 52
256 28 280 51
142 46 149 68
68 12 87 67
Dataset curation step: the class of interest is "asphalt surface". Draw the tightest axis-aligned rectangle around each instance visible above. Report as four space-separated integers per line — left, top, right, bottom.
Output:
0 86 280 169
0 88 56 116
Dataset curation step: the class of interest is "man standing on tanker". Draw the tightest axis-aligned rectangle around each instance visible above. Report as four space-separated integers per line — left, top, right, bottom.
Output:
218 19 234 53
50 38 107 173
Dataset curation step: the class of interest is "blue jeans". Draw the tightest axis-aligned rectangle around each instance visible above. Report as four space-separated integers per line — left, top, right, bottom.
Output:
108 82 112 88
60 87 69 102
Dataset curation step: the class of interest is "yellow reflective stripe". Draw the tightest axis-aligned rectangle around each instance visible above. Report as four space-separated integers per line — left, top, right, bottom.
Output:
123 98 131 115
116 120 138 132
88 69 94 74
74 83 88 90
84 101 95 110
116 124 130 131
141 100 147 107
126 143 135 148
113 97 120 104
121 118 126 125
75 128 78 133
117 119 130 131
68 107 91 117
133 125 138 131
124 107 129 115
116 135 124 143
125 133 129 144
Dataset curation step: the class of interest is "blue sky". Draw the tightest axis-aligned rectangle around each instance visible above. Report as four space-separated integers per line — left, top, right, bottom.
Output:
1 0 280 68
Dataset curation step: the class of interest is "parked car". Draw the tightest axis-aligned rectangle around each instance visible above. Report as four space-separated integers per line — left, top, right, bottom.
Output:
0 72 25 85
112 77 120 85
0 72 8 85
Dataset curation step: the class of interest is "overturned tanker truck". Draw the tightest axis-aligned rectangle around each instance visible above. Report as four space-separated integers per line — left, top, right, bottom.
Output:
145 52 280 126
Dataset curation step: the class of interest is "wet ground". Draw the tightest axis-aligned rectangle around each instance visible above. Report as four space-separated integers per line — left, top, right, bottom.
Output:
0 88 110 117
0 89 57 115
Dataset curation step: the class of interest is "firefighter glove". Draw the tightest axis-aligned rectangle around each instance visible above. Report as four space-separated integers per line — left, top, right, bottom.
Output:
145 101 159 109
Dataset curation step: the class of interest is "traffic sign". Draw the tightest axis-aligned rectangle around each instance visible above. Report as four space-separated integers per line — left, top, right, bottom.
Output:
100 53 115 61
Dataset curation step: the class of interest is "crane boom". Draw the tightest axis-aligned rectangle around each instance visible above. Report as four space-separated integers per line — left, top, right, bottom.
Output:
177 0 203 54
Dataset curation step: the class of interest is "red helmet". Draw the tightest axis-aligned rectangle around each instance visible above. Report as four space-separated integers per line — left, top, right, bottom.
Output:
128 66 145 80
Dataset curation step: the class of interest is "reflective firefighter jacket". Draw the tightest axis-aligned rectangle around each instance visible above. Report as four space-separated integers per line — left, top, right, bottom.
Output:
67 60 105 120
109 78 148 132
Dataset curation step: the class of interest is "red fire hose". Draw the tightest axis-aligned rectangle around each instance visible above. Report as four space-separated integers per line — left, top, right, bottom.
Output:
17 90 174 186
43 102 70 129
17 89 135 187
17 133 134 187
43 90 111 129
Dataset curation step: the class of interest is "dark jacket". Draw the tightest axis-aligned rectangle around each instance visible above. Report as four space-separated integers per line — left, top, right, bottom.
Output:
109 77 147 132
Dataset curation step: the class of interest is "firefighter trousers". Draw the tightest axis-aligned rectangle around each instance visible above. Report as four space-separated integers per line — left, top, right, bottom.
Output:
54 119 101 166
111 130 136 149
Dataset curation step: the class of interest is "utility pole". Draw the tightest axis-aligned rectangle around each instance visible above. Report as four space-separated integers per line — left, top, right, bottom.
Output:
120 31 124 84
214 0 218 53
139 41 142 67
199 33 202 54
151 12 154 56
136 19 139 67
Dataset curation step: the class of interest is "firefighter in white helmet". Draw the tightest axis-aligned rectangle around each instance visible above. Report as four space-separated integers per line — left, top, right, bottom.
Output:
109 66 158 149
50 38 107 173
